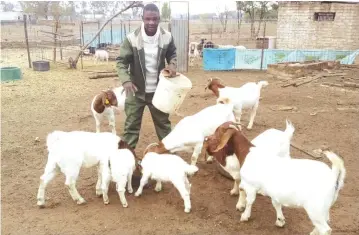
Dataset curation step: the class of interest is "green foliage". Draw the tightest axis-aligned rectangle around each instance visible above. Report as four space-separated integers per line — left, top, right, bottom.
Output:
1 1 14 11
161 2 171 21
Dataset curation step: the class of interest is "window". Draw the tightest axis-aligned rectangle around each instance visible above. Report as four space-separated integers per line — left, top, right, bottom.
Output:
314 12 336 21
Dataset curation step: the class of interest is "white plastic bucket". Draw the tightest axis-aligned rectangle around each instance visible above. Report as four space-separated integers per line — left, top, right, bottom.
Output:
152 70 192 114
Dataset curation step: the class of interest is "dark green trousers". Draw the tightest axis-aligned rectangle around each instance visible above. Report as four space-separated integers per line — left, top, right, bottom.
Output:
123 93 172 149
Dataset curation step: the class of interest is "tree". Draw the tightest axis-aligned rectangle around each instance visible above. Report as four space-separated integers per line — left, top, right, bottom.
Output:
19 1 72 20
217 5 229 35
71 1 144 68
161 2 171 21
255 1 270 38
1 1 14 11
236 1 245 44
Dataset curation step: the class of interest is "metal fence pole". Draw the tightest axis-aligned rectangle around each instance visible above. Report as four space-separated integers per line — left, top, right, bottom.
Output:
110 20 113 44
97 20 100 47
211 17 213 41
79 21 83 69
23 14 32 68
81 21 84 46
260 21 267 70
120 21 123 42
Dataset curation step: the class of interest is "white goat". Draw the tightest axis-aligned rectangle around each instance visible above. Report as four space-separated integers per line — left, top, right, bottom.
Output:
91 86 126 134
94 49 109 64
102 149 136 208
146 101 236 166
135 148 199 213
36 131 126 207
239 148 346 235
188 42 199 67
205 78 268 129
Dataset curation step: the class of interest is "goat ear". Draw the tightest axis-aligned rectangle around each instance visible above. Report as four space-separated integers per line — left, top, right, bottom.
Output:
205 78 213 91
213 128 236 152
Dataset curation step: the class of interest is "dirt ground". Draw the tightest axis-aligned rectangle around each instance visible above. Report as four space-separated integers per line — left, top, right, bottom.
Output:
1 58 359 235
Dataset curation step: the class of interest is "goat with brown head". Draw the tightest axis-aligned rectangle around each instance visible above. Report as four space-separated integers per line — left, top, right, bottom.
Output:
204 77 225 97
202 121 252 168
93 89 118 114
202 121 254 205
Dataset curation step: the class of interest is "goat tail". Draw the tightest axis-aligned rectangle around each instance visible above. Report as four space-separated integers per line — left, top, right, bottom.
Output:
185 164 199 176
284 119 295 142
257 80 269 90
324 151 346 205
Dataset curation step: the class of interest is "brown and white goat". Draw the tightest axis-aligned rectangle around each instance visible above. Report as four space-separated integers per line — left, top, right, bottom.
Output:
189 42 200 67
202 121 254 210
205 77 268 130
91 87 126 134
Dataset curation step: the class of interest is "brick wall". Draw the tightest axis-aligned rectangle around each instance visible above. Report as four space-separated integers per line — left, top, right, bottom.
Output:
276 2 359 50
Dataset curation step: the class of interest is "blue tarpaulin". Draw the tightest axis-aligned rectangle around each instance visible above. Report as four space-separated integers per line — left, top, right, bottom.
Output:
203 48 358 71
203 48 236 71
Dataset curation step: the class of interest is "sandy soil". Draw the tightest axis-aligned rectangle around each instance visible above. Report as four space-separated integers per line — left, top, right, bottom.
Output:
1 59 359 235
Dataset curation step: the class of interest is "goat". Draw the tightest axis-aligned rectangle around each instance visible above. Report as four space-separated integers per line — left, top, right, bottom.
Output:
36 131 133 207
188 42 200 67
91 86 126 134
143 101 237 166
237 147 346 235
203 119 295 211
205 77 268 130
134 144 199 213
101 148 136 208
94 49 109 64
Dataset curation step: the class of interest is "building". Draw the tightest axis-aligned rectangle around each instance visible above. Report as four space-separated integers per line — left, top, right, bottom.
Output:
276 1 359 50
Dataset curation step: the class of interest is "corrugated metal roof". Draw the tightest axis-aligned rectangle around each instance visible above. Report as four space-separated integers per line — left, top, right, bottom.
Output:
170 19 189 73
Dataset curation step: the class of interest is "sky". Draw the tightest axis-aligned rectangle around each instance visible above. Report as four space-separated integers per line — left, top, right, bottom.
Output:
154 0 238 15
7 0 238 15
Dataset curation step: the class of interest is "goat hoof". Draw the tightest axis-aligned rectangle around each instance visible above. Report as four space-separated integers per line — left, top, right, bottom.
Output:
184 208 191 213
240 214 249 222
37 199 45 207
230 189 239 196
103 200 110 205
275 218 286 227
134 192 141 197
122 203 128 208
77 198 86 205
96 191 103 197
37 202 45 208
127 188 133 194
246 126 253 130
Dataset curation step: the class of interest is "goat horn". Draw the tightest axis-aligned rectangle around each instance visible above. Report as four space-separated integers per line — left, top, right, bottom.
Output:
213 128 237 152
231 122 242 131
228 124 239 131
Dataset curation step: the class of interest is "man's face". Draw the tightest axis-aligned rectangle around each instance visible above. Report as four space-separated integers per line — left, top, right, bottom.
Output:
143 10 160 35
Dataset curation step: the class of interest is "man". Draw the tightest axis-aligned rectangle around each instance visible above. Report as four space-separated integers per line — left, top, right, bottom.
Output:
116 3 177 149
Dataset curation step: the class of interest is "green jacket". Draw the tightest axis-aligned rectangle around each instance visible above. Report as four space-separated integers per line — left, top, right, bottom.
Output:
116 26 177 100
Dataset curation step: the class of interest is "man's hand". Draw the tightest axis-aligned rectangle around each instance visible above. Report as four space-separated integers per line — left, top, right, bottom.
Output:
166 64 177 77
122 81 138 96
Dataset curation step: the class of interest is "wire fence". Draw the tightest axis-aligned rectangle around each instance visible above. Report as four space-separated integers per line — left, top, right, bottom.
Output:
1 15 357 71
